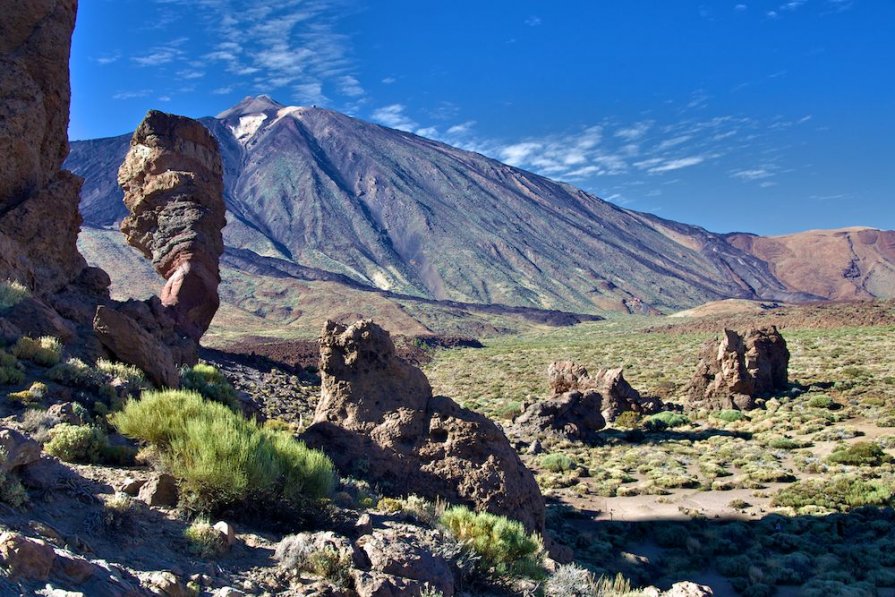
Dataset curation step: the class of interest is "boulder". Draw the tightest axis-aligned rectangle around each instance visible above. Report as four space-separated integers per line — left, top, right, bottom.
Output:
351 570 432 597
357 529 454 596
686 326 789 410
213 521 236 548
513 390 605 440
93 305 179 388
0 426 41 472
0 531 56 581
137 473 178 507
514 361 660 438
118 110 226 342
643 581 715 597
303 320 545 533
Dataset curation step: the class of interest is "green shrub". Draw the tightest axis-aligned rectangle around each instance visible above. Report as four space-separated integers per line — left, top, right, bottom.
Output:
96 359 146 387
772 475 895 512
715 409 745 423
643 412 690 431
111 390 334 513
48 358 102 388
181 363 239 409
0 280 29 310
807 395 834 409
12 336 62 366
768 437 803 450
541 453 576 473
184 518 227 558
8 382 47 404
439 505 544 578
827 442 893 466
44 424 107 463
613 411 641 429
0 350 25 385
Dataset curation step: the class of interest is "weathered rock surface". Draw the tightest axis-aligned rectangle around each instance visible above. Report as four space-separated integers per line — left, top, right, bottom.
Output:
357 528 454 596
514 361 660 439
302 319 545 533
118 110 226 342
0 0 89 295
513 389 606 441
93 305 179 388
0 426 41 473
643 581 715 597
137 473 178 507
686 326 790 410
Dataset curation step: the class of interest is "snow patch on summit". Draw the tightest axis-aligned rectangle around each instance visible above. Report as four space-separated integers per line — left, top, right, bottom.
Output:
230 113 268 142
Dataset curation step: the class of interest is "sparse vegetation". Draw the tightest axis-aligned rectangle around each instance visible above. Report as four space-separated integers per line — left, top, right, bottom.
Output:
184 518 227 558
643 411 690 430
0 279 29 310
43 423 108 463
12 335 62 366
112 389 334 513
180 363 239 409
0 349 24 385
827 442 892 466
439 505 544 578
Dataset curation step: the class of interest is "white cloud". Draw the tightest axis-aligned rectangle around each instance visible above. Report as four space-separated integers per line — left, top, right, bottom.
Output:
371 104 418 131
645 156 705 173
112 89 153 100
525 16 542 26
446 121 476 135
381 76 397 85
732 168 774 180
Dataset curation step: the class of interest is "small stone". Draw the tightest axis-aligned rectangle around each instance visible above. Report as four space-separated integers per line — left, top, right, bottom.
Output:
354 513 373 536
214 589 246 597
138 473 178 507
213 521 236 547
118 477 146 496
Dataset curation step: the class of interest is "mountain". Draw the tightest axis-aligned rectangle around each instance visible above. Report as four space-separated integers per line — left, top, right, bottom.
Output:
66 95 894 340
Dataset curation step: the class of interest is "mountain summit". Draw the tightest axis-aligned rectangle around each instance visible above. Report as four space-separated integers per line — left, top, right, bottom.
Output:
67 96 895 334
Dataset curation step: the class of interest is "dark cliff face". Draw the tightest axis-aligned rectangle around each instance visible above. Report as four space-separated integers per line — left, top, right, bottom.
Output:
66 96 892 320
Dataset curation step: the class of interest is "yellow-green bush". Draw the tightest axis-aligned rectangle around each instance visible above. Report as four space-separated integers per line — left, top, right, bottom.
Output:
44 424 107 463
112 390 334 513
96 359 146 386
184 518 227 558
13 336 62 367
0 350 24 385
181 363 239 409
0 280 29 310
439 505 544 578
7 381 47 404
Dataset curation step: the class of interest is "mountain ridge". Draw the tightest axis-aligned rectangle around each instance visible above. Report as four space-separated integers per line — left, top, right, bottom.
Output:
66 96 895 337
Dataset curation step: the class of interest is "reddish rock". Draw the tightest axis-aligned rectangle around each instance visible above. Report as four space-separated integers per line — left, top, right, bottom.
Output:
0 426 41 473
117 110 226 341
513 389 606 440
0 0 88 295
357 529 454 596
303 320 545 533
0 531 56 581
137 473 178 507
686 326 790 410
93 305 179 388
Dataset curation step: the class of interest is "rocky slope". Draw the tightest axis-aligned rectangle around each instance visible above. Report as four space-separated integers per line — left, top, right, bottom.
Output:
66 95 895 341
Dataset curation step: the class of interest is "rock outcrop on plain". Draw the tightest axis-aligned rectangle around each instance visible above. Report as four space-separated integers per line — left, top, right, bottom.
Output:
302 319 546 533
686 326 790 410
512 361 661 440
118 110 226 341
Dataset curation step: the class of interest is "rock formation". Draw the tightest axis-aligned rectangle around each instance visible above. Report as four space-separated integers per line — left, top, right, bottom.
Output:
512 361 661 440
0 0 88 296
302 319 545 533
118 110 226 341
685 326 790 410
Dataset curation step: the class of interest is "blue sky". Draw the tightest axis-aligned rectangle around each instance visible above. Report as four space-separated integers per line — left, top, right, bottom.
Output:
70 0 893 235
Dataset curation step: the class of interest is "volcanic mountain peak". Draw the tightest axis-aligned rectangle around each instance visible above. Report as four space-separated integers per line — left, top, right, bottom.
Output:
67 96 895 336
216 94 284 118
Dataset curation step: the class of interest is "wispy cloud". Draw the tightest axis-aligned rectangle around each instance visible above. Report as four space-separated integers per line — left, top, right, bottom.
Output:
371 104 417 132
112 89 153 100
135 0 363 107
524 16 542 26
